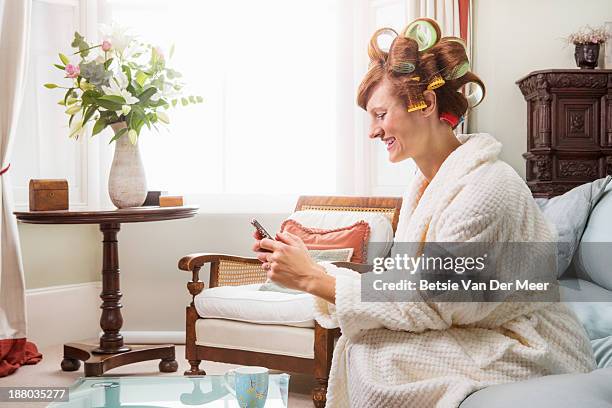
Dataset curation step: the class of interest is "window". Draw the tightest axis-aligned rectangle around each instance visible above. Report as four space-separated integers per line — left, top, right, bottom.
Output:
103 0 339 196
12 0 416 212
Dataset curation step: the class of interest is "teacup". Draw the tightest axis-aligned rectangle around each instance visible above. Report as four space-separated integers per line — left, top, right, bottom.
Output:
224 366 269 408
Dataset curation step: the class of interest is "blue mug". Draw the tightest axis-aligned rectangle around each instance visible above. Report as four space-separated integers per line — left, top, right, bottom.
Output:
224 366 269 408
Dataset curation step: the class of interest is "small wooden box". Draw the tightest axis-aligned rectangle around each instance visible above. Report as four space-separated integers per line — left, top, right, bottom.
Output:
159 195 183 207
29 179 69 211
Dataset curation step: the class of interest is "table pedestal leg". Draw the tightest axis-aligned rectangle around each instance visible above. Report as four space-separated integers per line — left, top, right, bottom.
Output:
93 222 130 354
60 222 178 375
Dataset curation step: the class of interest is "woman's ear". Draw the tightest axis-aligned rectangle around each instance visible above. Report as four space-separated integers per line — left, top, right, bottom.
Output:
421 90 437 118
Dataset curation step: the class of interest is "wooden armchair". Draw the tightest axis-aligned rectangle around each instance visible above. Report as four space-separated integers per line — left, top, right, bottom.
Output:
178 196 402 407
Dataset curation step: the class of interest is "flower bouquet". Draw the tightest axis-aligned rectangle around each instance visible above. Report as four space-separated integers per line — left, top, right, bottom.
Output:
565 25 611 69
45 23 202 144
44 24 201 208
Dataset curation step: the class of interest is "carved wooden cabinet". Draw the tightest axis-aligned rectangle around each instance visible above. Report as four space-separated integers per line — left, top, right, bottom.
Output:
516 69 612 197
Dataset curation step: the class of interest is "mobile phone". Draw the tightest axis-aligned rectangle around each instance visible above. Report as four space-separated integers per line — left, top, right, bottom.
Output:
250 219 274 240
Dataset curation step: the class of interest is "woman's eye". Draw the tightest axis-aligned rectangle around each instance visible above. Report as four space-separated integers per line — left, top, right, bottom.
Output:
376 113 386 119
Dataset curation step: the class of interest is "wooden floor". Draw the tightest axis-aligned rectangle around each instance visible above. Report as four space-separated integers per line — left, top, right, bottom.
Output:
4 339 315 407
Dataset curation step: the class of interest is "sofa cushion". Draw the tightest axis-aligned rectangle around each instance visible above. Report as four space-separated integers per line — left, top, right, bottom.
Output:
194 284 314 328
560 278 612 341
287 210 394 264
459 368 612 408
195 318 314 359
573 180 612 290
535 176 611 278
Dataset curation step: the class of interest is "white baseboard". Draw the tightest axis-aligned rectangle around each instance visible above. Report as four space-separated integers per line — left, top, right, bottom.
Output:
26 282 101 349
119 331 185 345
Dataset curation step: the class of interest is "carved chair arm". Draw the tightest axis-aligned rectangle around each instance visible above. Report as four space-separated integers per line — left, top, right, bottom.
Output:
179 253 265 300
179 253 261 271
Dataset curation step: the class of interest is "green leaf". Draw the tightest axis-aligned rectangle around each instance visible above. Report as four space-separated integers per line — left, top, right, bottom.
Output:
137 87 157 104
122 65 132 84
189 96 196 104
171 99 178 107
181 97 188 106
70 32 91 58
64 88 74 105
196 96 203 103
95 98 122 111
54 64 65 71
136 71 148 87
104 58 114 70
65 105 81 115
81 90 101 105
44 83 59 89
82 105 97 124
98 95 126 105
92 117 107 136
69 114 75 127
109 127 128 143
59 53 70 65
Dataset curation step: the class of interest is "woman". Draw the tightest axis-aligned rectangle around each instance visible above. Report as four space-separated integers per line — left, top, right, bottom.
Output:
253 19 595 408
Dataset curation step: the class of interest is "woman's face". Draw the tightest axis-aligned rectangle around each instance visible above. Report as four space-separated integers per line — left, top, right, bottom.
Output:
366 80 433 163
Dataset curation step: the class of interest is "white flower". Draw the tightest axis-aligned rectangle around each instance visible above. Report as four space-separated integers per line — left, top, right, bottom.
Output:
99 23 135 54
157 111 170 124
122 41 147 62
150 82 181 102
68 110 85 139
102 70 139 104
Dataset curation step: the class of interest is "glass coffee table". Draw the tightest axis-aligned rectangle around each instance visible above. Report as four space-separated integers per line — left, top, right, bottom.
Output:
48 374 290 407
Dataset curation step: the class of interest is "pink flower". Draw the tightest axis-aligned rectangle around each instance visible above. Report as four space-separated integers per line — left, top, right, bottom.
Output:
153 46 165 61
65 64 80 79
102 40 112 52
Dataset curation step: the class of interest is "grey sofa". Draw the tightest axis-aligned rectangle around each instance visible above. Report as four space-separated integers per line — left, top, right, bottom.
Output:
460 179 612 407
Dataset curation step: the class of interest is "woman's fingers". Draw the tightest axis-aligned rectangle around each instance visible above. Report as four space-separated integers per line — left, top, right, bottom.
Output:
255 251 269 263
275 231 302 246
259 237 282 252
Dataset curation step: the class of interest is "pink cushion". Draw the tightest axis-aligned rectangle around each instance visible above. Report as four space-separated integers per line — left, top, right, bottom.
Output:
280 219 370 263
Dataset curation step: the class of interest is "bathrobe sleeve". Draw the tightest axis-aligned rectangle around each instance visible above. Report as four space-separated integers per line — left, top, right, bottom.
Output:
313 176 553 340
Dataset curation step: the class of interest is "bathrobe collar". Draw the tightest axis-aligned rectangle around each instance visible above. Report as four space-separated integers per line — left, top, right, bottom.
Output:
395 133 502 242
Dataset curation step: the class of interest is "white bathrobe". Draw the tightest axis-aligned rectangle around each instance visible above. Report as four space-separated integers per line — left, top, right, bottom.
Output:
314 133 596 408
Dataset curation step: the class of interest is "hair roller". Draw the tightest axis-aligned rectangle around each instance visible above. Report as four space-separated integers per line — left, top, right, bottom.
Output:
368 28 398 65
403 18 441 51
387 36 419 74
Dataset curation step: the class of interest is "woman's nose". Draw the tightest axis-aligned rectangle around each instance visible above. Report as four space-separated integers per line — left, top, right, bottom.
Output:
369 127 384 139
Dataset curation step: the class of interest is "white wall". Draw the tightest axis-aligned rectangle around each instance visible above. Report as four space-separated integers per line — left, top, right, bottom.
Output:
118 213 289 333
19 223 101 288
470 0 612 177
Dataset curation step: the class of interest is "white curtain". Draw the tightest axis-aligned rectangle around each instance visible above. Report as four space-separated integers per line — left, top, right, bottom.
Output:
0 0 31 343
408 0 473 134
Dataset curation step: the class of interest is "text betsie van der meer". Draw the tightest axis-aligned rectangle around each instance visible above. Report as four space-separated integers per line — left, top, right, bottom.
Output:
370 254 551 292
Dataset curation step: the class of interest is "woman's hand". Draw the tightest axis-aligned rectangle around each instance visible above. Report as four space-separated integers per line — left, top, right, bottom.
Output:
252 231 336 302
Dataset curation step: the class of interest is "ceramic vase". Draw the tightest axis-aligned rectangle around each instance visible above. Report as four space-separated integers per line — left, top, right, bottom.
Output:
108 122 147 208
574 43 600 69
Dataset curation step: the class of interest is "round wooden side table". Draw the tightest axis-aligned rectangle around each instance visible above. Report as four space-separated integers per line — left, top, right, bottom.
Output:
14 206 198 376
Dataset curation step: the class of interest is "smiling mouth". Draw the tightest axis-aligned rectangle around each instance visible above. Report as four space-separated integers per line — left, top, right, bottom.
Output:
383 137 396 151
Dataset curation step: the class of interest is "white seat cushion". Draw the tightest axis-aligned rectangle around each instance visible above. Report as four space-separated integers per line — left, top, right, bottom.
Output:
195 318 315 359
288 209 394 263
194 284 315 328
